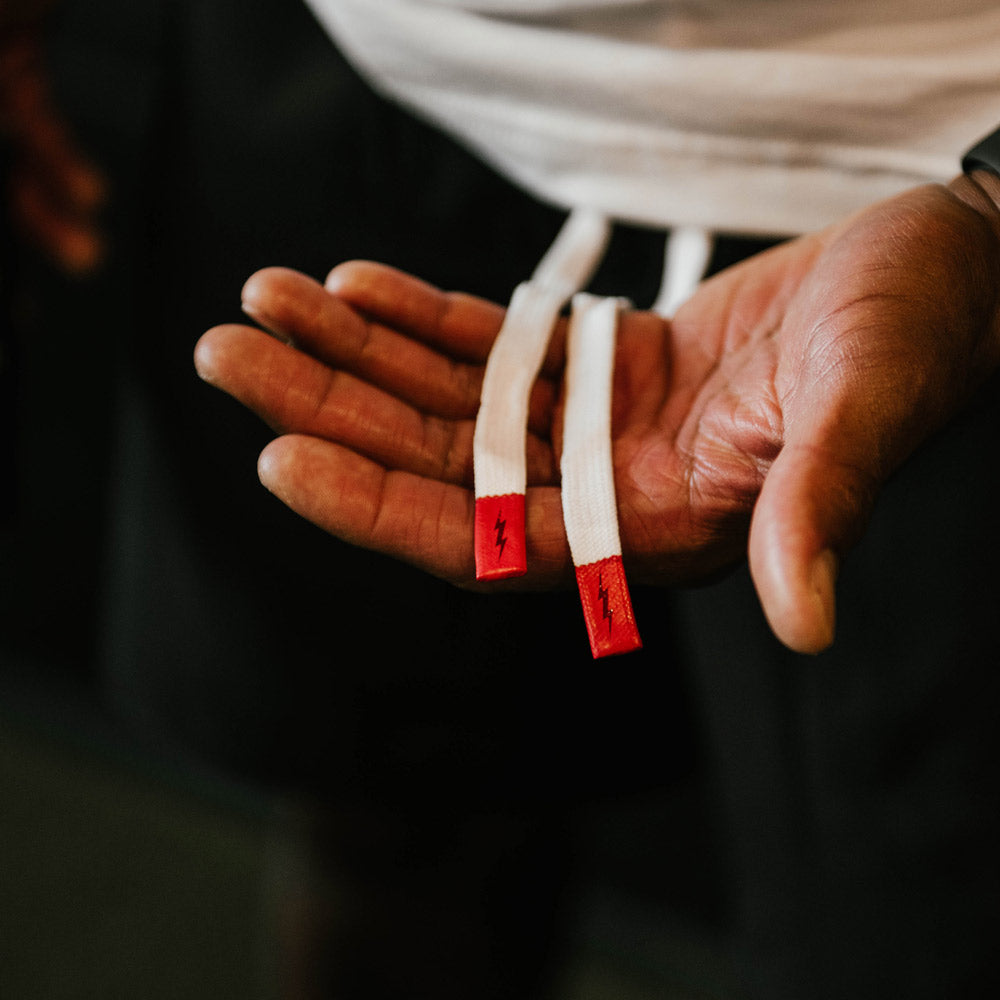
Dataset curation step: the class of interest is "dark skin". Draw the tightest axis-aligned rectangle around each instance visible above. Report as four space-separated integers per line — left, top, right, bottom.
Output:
195 171 1000 654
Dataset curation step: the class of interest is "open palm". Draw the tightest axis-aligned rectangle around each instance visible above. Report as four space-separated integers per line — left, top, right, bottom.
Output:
195 179 1000 652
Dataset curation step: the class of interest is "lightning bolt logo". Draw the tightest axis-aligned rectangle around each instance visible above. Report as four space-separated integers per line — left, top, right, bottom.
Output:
494 512 508 561
598 572 613 633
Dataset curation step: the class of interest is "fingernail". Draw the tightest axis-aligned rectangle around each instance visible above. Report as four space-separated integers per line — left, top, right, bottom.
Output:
239 276 266 321
807 548 839 652
240 298 264 323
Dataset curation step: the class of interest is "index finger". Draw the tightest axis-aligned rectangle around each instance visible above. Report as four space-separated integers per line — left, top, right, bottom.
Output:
241 266 487 421
325 260 569 376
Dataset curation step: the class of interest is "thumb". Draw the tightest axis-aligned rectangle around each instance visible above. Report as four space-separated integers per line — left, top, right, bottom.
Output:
748 432 880 655
745 180 1000 653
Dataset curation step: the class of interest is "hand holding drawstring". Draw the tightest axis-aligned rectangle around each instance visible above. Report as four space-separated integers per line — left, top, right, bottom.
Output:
195 174 1000 654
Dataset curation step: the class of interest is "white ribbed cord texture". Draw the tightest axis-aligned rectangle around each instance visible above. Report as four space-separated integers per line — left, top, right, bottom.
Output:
652 226 714 317
561 233 714 562
560 293 642 656
473 282 565 500
473 209 610 499
560 294 623 566
473 209 609 580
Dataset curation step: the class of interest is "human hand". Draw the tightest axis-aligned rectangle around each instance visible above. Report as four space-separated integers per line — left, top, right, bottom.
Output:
1 6 105 275
194 175 1000 654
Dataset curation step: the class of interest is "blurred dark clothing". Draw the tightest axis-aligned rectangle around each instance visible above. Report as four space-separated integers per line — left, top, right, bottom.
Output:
1 2 998 998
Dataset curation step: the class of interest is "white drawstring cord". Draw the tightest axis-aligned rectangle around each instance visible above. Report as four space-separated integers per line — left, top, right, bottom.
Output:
561 293 641 656
473 213 713 656
652 225 714 318
473 209 610 580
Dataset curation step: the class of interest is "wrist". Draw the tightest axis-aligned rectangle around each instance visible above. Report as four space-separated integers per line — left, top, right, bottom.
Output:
948 169 1000 237
952 126 1000 231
